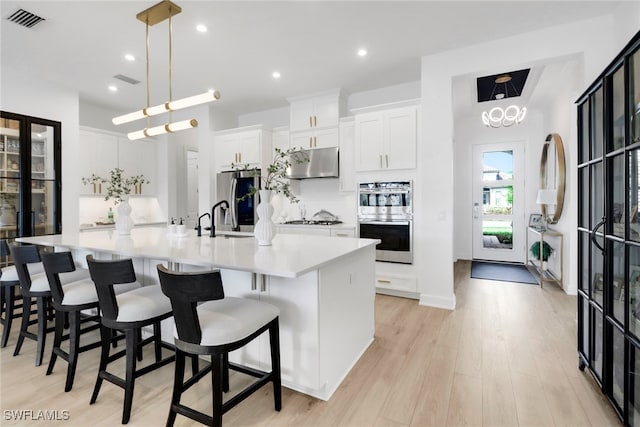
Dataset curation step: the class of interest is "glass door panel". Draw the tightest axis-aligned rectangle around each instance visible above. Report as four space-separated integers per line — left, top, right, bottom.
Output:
30 123 57 236
579 232 590 292
0 118 20 241
612 325 625 411
592 88 604 160
631 49 640 146
612 66 625 152
630 341 640 426
631 246 640 339
592 162 604 227
579 295 590 359
579 167 589 228
631 149 640 242
612 240 625 322
593 307 604 380
580 104 590 163
592 239 605 307
612 154 626 238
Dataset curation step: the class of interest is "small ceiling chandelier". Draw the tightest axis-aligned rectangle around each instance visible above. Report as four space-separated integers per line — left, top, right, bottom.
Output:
112 0 221 140
481 74 526 128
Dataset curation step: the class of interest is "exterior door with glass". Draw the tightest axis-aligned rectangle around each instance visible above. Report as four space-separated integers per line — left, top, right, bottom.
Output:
472 142 525 263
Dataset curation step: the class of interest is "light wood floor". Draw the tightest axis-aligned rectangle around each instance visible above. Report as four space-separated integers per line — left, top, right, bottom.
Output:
0 261 622 426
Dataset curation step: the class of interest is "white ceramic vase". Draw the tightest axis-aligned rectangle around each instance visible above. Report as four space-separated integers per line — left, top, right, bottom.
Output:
115 197 134 235
255 189 276 246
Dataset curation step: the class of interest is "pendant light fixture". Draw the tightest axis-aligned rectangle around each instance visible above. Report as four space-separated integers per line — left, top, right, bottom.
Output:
112 0 221 140
480 74 526 128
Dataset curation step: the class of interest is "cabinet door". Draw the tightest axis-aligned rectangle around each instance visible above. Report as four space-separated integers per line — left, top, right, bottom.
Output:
214 134 239 171
272 130 290 153
313 95 340 129
118 138 157 196
291 131 315 149
290 100 315 132
79 130 118 195
385 107 417 170
355 113 385 171
313 128 339 149
237 131 261 166
330 228 355 237
276 226 331 236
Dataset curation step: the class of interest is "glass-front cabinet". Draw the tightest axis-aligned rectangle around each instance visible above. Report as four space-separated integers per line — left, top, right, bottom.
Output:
0 112 61 266
577 31 640 425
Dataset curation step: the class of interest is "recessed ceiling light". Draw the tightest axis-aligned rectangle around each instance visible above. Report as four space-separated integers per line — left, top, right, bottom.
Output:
196 24 207 33
357 48 367 57
124 54 135 61
272 71 281 79
108 85 118 92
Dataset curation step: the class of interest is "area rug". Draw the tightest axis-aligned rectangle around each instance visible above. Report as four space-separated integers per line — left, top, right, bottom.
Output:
470 260 537 285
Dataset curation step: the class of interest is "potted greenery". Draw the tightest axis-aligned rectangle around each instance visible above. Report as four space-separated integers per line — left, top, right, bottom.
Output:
233 147 309 245
530 241 554 267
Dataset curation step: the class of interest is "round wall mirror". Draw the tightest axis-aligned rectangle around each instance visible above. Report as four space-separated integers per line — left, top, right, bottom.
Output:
540 133 566 224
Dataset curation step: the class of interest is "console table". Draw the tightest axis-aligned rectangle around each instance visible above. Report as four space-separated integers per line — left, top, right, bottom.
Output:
525 226 563 288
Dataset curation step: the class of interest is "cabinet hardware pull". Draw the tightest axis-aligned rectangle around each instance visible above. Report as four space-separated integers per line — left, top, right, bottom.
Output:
379 155 383 168
309 116 313 128
260 274 266 292
336 233 348 237
314 115 317 127
310 137 313 148
239 152 242 162
385 154 389 168
313 136 317 147
377 279 391 284
251 273 257 291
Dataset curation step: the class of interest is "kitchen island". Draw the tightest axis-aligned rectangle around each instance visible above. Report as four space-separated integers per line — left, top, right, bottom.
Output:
17 227 378 400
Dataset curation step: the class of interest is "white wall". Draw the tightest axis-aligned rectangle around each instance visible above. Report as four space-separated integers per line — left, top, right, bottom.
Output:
421 13 621 308
1 65 80 233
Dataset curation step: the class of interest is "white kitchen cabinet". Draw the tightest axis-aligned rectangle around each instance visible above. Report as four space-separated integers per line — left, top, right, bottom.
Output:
330 228 355 238
338 117 355 192
375 272 417 293
213 126 271 172
277 225 331 236
355 106 417 171
118 138 157 196
289 92 343 132
290 127 339 150
272 127 290 153
78 129 119 196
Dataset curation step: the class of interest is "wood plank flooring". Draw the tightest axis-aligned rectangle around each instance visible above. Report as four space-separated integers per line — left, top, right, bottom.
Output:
0 261 621 426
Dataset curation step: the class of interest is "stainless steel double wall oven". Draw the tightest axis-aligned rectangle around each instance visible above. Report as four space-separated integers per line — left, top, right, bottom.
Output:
358 181 413 264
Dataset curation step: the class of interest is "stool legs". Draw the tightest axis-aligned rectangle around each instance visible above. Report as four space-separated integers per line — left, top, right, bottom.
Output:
13 295 31 357
90 325 111 406
269 319 282 411
211 353 224 427
1 286 17 347
166 350 186 427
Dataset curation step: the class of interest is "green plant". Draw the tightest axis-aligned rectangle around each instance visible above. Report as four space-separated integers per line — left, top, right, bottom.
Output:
530 241 554 261
82 168 149 204
233 147 309 203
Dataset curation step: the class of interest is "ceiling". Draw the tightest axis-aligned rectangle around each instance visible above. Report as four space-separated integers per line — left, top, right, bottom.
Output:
1 1 621 118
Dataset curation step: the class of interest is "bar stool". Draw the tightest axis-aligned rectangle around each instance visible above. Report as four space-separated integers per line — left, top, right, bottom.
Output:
86 255 175 424
12 244 90 366
41 251 138 391
0 240 45 348
157 264 282 427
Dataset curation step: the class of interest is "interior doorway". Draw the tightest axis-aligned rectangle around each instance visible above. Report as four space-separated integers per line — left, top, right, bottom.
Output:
472 142 525 263
185 150 198 229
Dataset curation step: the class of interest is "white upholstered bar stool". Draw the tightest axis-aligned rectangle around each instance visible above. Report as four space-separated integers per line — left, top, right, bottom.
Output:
157 264 282 427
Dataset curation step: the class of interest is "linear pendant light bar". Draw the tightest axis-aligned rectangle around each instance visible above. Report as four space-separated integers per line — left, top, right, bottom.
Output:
112 0 221 138
112 90 220 125
128 119 198 140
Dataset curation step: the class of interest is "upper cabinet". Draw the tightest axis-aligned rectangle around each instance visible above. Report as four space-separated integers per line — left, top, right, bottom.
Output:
288 90 345 149
213 126 272 172
338 117 356 192
354 106 418 171
78 127 157 196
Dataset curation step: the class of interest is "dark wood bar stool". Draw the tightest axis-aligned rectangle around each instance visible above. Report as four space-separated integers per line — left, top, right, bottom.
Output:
0 240 44 348
12 244 90 366
86 255 175 424
157 264 282 427
41 251 135 392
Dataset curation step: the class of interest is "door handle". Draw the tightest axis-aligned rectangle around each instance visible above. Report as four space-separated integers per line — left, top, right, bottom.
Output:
591 217 606 253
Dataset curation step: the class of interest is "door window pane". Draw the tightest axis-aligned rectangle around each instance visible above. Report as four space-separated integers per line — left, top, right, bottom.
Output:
579 232 589 292
592 88 604 160
579 295 589 358
612 325 625 410
579 103 589 163
592 162 604 228
630 342 640 426
612 240 625 322
631 49 640 146
482 150 513 181
593 308 603 380
482 185 513 215
592 239 604 307
482 220 513 250
612 66 625 151
579 167 589 228
612 154 625 238
631 150 640 242
631 246 640 338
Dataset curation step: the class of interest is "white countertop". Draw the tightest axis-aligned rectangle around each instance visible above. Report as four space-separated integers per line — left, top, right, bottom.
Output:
17 227 378 278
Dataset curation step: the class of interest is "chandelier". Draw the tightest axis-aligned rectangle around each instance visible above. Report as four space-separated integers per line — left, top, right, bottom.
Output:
112 0 220 140
480 74 526 128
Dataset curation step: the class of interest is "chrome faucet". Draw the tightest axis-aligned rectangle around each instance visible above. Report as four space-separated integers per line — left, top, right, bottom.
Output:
210 200 229 237
195 212 210 237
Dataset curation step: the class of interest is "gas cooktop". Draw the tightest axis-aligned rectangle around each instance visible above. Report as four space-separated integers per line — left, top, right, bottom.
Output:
283 220 343 226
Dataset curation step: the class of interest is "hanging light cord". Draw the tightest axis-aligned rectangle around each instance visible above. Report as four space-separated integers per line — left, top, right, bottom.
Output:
145 20 150 129
168 9 173 123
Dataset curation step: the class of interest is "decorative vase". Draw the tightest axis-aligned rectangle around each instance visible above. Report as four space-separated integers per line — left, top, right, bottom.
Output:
254 189 276 246
115 198 134 235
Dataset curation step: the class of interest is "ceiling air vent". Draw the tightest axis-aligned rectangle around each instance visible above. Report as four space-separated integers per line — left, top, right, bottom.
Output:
113 74 141 85
7 9 45 28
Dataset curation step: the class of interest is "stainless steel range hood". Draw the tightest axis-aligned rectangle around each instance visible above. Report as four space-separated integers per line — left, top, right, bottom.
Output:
286 147 339 179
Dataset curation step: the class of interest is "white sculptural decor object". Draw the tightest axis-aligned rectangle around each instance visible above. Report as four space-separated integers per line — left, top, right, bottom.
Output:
255 190 275 246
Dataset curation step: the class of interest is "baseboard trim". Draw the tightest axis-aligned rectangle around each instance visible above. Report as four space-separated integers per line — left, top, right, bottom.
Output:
419 292 456 310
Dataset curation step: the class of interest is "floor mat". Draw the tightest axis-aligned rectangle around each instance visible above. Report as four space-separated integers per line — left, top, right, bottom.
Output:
470 260 538 285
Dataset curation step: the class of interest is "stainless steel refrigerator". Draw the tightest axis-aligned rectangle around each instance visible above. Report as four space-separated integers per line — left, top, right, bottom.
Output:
215 170 260 232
